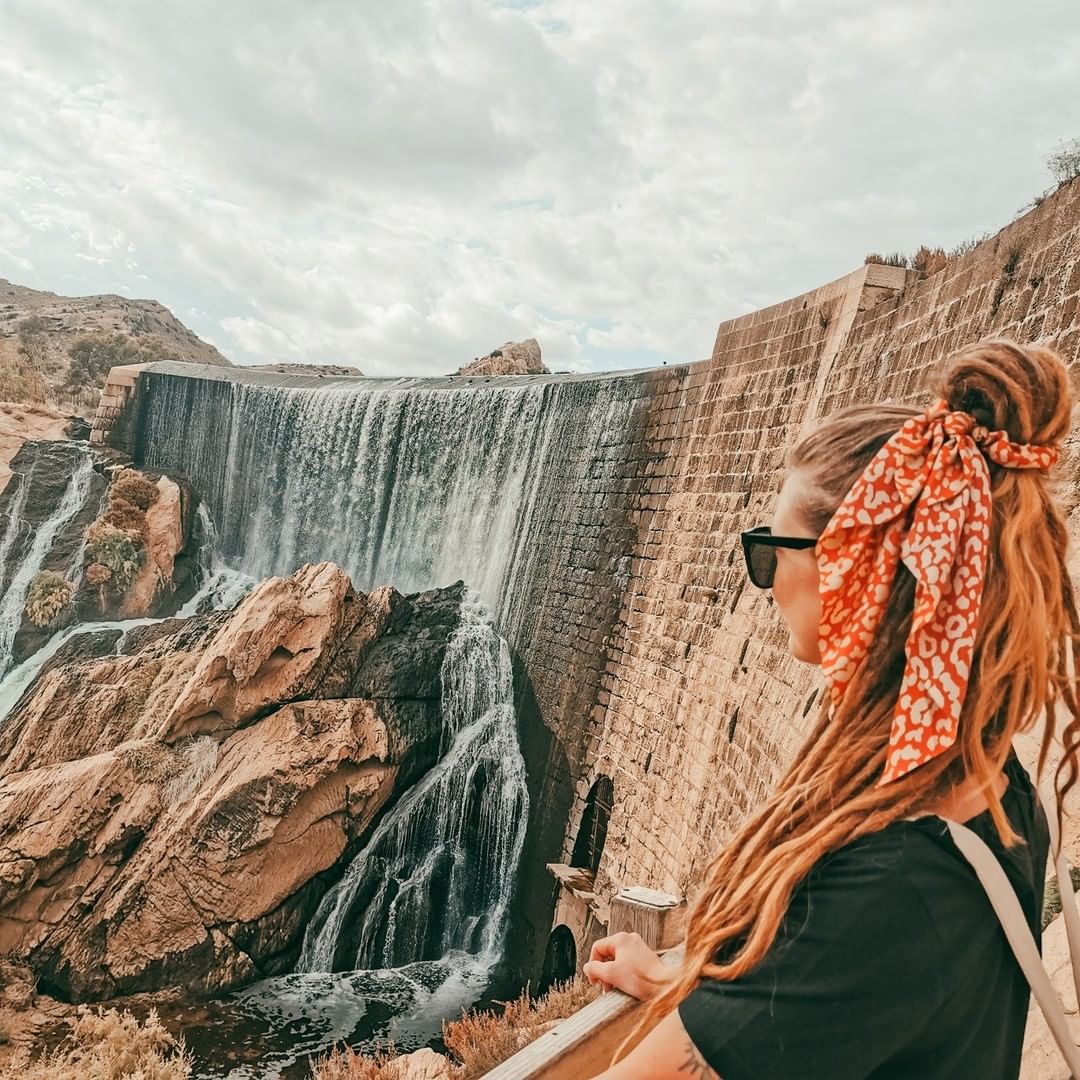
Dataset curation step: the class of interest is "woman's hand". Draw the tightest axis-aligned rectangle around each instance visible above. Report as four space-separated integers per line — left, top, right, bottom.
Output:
583 931 676 1001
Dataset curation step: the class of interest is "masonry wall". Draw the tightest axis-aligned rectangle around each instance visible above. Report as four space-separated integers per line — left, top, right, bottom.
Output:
580 175 1080 905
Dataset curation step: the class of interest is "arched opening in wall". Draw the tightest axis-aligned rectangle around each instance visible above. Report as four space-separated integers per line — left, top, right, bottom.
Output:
537 924 577 997
570 775 614 876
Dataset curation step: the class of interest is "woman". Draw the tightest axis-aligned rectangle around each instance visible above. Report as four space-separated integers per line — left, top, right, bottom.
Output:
583 338 1079 1078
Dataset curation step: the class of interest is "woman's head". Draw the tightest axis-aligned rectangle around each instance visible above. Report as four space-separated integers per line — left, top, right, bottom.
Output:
769 402 921 662
614 336 1080 1062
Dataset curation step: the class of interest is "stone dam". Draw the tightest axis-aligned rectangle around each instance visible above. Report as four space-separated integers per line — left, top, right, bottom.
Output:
92 175 1080 989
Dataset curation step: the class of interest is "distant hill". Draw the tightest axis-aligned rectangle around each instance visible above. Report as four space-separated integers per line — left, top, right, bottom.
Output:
0 278 231 409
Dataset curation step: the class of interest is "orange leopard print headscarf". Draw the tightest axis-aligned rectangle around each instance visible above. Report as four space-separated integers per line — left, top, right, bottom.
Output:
816 397 1060 784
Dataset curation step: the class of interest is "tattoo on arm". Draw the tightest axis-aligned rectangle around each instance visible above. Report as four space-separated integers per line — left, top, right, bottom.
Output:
678 1034 717 1078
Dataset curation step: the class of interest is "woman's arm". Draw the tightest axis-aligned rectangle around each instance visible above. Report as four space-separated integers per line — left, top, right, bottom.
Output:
582 933 718 1078
590 1008 720 1079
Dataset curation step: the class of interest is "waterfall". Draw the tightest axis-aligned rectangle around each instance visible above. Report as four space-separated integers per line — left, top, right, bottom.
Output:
0 473 30 598
0 448 96 676
135 366 646 640
299 593 528 974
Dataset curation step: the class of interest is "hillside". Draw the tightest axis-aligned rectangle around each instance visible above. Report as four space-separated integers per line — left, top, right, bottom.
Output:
0 278 230 409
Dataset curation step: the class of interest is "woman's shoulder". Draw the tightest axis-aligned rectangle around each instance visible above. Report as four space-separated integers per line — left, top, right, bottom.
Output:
805 750 1047 933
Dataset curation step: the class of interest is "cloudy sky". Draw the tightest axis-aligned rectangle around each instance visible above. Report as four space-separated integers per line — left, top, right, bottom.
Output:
0 1 1077 375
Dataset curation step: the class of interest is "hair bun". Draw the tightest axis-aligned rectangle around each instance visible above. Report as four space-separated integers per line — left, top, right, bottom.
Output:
940 337 1071 447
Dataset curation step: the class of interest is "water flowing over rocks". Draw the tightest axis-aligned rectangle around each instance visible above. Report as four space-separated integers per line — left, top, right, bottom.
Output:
0 440 106 672
0 562 469 1002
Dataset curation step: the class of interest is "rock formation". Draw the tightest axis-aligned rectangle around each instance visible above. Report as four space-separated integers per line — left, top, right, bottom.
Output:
0 278 230 387
0 562 466 1001
455 338 548 377
0 441 108 667
0 403 84 493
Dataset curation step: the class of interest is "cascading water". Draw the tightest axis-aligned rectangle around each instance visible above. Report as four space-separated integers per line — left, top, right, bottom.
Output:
0 447 97 675
300 593 528 973
0 506 255 726
134 363 646 640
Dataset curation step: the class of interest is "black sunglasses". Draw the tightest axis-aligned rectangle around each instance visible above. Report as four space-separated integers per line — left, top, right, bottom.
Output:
740 526 818 589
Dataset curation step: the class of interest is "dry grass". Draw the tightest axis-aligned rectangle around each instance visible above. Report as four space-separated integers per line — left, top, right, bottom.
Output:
442 976 602 1079
0 1005 190 1079
310 976 601 1080
910 245 947 276
311 1040 403 1079
863 251 909 268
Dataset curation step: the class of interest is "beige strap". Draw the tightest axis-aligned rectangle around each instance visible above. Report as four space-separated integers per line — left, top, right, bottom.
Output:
942 780 1080 1076
1041 787 1080 1013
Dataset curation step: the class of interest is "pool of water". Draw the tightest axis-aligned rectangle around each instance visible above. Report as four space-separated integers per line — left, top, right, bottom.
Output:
145 954 508 1079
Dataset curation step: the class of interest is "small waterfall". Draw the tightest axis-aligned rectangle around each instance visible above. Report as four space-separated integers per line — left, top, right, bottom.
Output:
0 508 253 726
174 503 256 618
299 594 528 973
0 474 30 597
0 448 96 675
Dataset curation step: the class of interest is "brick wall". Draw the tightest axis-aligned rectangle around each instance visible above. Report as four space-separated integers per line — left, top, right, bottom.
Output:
583 176 1080 906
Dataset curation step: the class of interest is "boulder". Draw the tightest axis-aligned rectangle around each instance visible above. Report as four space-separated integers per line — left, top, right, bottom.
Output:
0 564 466 1000
388 1047 459 1079
456 338 548 377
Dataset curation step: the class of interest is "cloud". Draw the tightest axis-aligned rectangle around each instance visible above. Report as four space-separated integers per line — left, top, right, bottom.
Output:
0 0 1077 375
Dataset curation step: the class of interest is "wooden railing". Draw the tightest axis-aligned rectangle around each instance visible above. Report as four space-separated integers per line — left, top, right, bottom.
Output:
482 949 682 1079
480 987 652 1079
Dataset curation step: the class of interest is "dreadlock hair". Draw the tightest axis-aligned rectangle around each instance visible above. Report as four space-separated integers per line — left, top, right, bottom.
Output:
611 336 1080 1064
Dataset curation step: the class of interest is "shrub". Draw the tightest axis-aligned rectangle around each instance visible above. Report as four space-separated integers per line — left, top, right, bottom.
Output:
85 520 143 592
101 496 149 538
948 230 993 259
1047 136 1080 185
85 562 113 586
0 353 48 404
442 976 602 1078
62 334 180 397
311 1041 402 1079
24 570 74 627
0 1004 190 1079
112 471 160 511
910 245 947 276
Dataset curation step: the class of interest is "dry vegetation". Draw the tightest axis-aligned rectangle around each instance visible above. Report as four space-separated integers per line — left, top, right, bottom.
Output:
83 468 160 599
0 1006 191 1080
311 976 602 1080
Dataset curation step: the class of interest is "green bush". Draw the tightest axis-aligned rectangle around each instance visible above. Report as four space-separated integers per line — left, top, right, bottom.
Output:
85 520 143 592
24 570 74 627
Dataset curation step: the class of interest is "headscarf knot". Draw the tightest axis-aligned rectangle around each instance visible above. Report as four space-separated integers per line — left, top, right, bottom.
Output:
815 397 1059 783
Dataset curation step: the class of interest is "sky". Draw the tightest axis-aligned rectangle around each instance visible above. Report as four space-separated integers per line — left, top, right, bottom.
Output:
0 1 1077 376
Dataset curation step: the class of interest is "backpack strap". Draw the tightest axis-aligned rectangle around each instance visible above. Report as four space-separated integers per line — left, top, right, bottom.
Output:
944 784 1080 1077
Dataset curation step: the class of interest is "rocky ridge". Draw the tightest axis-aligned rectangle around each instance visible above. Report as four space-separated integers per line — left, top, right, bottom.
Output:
455 338 548 377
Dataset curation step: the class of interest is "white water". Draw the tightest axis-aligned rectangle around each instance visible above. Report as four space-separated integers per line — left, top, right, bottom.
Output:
0 509 254 725
0 448 97 676
299 594 528 974
136 369 644 642
0 470 30 598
